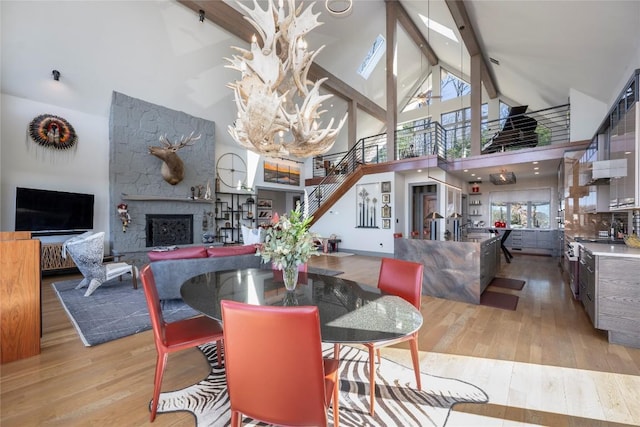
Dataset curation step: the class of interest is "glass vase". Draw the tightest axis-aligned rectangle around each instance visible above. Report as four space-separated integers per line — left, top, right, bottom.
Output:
283 265 299 291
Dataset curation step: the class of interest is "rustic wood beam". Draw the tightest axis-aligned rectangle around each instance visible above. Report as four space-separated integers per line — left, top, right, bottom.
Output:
385 0 398 160
445 0 498 99
178 0 386 123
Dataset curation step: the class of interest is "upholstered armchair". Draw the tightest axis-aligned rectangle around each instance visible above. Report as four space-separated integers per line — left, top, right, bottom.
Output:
62 231 137 297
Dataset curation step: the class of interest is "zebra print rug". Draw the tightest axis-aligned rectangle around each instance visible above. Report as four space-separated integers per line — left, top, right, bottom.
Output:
154 343 488 426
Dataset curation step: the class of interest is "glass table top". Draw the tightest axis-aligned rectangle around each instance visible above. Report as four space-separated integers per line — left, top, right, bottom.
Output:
180 268 423 344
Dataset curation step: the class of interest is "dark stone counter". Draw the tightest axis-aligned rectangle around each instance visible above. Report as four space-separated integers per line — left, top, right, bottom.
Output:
394 234 500 304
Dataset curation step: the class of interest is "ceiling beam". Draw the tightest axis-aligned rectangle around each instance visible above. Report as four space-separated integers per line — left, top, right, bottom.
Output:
177 0 386 123
445 0 498 99
391 0 438 65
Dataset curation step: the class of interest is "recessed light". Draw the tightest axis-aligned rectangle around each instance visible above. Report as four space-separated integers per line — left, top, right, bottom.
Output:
417 169 422 173
533 161 539 164
534 167 539 170
471 173 476 176
534 171 539 175
463 169 469 172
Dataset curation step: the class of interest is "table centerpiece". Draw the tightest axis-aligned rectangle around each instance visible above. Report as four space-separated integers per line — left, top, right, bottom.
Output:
257 194 319 291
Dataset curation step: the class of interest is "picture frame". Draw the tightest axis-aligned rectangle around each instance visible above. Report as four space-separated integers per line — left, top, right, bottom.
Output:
381 181 391 193
257 199 272 209
382 219 391 229
381 204 391 218
381 193 390 204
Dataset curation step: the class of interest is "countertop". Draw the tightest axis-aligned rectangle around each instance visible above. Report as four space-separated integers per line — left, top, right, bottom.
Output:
408 233 499 244
581 242 640 258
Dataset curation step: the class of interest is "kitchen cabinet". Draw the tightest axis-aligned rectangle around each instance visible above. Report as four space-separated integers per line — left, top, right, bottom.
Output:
505 229 558 255
578 246 597 325
578 244 640 348
609 103 638 209
480 237 500 292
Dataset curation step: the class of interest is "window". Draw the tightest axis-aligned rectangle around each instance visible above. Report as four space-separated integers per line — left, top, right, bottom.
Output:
490 189 551 229
357 34 385 80
441 104 488 158
440 69 470 102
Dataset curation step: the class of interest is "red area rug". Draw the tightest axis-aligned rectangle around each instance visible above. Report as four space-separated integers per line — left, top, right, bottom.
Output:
480 290 519 311
489 277 525 291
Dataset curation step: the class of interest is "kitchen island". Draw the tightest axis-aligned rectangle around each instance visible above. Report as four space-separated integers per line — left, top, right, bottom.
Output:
578 242 640 348
394 233 501 304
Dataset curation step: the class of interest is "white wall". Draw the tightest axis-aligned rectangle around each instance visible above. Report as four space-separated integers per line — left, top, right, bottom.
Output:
1 95 110 237
311 171 396 255
569 88 607 142
0 1 383 237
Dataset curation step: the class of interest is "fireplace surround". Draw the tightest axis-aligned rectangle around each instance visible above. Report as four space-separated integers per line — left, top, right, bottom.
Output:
109 92 215 253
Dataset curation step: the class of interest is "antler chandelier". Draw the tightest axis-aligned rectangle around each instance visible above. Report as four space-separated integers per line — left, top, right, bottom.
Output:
226 0 347 158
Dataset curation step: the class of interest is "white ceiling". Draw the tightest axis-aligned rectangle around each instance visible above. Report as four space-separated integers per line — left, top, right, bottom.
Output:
2 0 639 182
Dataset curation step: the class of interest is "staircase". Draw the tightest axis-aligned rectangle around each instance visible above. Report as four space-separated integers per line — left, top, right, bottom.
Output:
302 104 572 225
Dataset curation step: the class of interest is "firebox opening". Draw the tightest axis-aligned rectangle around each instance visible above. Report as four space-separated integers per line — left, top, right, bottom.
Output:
146 214 193 247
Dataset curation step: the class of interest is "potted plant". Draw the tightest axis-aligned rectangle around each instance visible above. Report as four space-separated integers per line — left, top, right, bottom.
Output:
257 196 319 290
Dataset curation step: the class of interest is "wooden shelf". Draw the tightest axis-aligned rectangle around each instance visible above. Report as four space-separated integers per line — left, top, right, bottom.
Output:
121 194 214 204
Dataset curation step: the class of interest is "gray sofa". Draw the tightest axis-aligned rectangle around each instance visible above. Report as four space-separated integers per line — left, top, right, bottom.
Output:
148 245 262 300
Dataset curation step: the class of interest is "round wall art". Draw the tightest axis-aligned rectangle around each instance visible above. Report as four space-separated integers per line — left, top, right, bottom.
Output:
28 114 77 150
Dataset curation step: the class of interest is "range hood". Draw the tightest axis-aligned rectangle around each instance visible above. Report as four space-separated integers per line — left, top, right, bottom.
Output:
587 159 627 185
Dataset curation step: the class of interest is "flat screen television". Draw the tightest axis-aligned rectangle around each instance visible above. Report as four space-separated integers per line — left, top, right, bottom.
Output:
15 187 95 233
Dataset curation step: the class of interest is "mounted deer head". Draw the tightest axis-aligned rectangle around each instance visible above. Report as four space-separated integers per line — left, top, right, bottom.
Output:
148 132 201 185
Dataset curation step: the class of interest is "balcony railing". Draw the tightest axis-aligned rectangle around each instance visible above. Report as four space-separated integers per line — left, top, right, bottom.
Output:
306 104 572 218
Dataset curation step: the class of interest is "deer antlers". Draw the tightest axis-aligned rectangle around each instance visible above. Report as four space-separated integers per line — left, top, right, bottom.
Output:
148 132 201 185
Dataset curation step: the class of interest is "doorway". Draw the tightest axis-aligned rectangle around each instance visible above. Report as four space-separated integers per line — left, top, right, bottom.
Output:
411 184 438 239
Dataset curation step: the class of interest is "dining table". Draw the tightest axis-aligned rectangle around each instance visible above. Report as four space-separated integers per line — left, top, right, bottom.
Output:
180 268 423 344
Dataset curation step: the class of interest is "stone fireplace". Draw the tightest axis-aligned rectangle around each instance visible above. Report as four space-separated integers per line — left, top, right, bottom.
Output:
109 92 215 253
146 214 194 247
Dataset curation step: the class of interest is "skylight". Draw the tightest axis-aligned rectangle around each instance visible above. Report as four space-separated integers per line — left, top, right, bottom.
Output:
418 14 458 43
357 34 385 80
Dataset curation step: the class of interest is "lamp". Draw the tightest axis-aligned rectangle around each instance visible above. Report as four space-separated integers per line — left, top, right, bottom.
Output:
490 171 517 185
425 211 442 240
325 0 352 16
52 70 60 81
450 212 462 241
226 0 347 158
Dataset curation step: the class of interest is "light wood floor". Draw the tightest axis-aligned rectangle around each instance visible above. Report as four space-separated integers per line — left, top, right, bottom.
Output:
1 254 639 426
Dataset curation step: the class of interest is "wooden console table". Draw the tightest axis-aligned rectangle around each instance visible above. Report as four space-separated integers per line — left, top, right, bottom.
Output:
41 242 77 272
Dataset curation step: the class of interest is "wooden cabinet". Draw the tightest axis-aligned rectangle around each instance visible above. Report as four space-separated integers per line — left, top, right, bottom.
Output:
579 245 640 348
598 255 640 347
579 246 597 326
41 242 77 272
0 232 41 363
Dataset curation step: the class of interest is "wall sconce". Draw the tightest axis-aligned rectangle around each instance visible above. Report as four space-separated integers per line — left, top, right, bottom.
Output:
52 70 60 81
198 9 205 22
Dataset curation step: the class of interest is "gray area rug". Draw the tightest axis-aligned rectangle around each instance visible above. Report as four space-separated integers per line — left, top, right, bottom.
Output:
156 343 489 426
52 267 343 347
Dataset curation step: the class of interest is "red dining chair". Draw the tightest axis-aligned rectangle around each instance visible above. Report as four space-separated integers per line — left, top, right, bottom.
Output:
367 257 423 415
139 265 224 422
221 300 340 427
